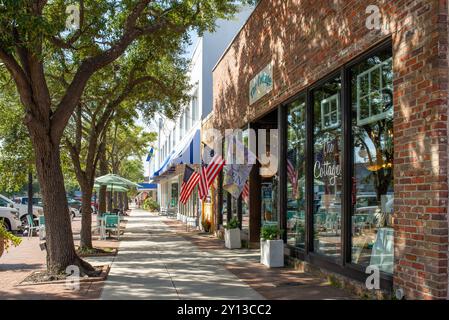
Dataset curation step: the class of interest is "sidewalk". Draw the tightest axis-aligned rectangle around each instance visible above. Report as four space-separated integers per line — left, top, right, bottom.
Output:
0 217 117 299
101 209 263 300
101 209 356 300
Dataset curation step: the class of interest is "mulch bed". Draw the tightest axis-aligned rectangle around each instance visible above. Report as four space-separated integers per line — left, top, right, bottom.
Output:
75 246 118 257
16 265 109 287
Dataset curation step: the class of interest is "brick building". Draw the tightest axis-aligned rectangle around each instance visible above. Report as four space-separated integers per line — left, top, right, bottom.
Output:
211 0 449 299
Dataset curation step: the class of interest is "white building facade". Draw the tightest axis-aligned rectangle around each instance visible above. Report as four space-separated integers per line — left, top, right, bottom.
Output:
148 6 254 226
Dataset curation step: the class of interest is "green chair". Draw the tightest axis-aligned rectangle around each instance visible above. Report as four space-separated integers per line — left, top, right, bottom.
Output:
25 215 39 238
104 214 120 239
38 216 46 240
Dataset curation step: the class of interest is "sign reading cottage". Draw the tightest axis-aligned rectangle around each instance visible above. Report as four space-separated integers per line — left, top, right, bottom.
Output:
249 63 273 105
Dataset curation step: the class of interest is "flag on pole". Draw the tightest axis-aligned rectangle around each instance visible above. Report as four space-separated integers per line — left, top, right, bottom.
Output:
198 160 209 201
242 181 249 203
179 165 200 204
146 147 154 162
202 145 226 190
223 137 256 199
287 149 298 198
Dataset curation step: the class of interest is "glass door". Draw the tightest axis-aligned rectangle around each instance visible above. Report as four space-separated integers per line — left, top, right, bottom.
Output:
312 75 342 258
261 177 278 226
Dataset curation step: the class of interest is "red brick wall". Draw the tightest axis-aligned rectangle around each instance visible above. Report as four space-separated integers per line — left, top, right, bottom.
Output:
212 0 449 299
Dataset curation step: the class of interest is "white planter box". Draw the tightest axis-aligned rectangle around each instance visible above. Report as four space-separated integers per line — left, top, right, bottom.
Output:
260 239 284 268
225 228 241 249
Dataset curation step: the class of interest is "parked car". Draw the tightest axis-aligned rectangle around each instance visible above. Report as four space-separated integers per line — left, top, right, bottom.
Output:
67 198 82 210
0 206 21 232
0 195 44 225
0 194 79 224
71 196 97 214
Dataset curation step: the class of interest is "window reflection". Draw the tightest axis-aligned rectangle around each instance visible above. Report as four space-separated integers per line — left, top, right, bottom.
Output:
286 96 306 248
351 50 394 274
313 76 342 258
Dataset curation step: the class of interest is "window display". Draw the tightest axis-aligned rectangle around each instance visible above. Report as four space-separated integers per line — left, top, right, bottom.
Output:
286 95 306 248
313 75 342 258
351 49 394 274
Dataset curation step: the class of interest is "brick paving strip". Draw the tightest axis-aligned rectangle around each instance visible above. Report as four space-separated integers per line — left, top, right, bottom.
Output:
0 216 119 300
163 218 357 300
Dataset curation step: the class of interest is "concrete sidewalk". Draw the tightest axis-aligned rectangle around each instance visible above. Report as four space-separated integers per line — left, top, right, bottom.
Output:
100 209 264 300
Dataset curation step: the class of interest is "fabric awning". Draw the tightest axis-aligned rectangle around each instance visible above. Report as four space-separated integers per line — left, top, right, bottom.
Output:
151 151 175 179
170 128 200 166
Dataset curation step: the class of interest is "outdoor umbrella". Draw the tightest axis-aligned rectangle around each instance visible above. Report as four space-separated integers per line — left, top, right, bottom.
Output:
95 174 141 210
93 183 129 192
95 174 141 188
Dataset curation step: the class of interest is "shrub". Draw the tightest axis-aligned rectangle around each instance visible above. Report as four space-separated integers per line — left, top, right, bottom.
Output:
260 224 282 241
143 198 160 212
224 217 239 230
0 222 21 257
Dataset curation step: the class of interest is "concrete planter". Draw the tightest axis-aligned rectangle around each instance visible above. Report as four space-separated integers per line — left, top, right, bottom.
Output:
225 228 241 249
260 239 284 268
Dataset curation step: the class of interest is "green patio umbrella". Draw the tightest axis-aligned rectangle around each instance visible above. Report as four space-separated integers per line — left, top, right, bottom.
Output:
93 183 129 192
95 174 141 188
95 174 141 210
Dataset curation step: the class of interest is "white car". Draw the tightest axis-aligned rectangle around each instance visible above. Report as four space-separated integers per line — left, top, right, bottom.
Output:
0 195 44 225
0 206 22 232
0 195 79 224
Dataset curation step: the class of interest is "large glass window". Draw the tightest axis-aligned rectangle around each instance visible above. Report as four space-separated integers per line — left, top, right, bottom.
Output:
313 75 342 258
192 91 199 122
171 182 179 208
286 95 306 248
351 49 394 274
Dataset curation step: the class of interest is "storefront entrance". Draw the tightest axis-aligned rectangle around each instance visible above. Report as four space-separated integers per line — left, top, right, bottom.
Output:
279 41 394 288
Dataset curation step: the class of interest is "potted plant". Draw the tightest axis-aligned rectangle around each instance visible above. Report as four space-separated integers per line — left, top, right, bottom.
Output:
0 223 21 258
202 219 211 233
260 224 284 268
224 217 241 249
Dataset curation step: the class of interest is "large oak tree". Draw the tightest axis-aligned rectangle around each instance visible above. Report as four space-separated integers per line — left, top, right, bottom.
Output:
0 0 251 275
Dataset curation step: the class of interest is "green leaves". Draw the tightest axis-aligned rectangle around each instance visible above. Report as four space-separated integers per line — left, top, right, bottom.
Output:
0 75 33 193
224 217 239 230
260 224 282 241
0 221 22 253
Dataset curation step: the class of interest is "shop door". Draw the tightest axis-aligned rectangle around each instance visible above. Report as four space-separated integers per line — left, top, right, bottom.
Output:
261 178 278 226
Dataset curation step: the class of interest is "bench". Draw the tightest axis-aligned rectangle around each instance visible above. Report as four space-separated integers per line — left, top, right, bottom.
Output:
167 208 177 219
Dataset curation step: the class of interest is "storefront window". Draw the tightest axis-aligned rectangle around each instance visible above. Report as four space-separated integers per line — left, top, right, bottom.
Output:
313 75 342 258
351 49 394 274
261 126 279 226
171 183 178 208
286 95 306 248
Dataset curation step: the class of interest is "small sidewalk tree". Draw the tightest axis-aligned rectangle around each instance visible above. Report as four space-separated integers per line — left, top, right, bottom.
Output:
63 43 189 251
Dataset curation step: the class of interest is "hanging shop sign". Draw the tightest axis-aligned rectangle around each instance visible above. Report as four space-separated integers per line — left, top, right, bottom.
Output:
249 63 273 105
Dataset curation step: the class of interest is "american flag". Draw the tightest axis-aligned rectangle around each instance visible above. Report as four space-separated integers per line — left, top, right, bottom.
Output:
287 149 298 198
198 160 208 201
179 165 200 204
242 181 249 203
202 145 226 192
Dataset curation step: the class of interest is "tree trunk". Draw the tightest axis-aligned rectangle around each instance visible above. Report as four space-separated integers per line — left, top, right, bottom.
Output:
113 192 118 209
31 135 95 275
79 183 93 250
27 168 33 220
106 191 112 212
98 142 108 214
124 193 129 211
118 192 123 210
